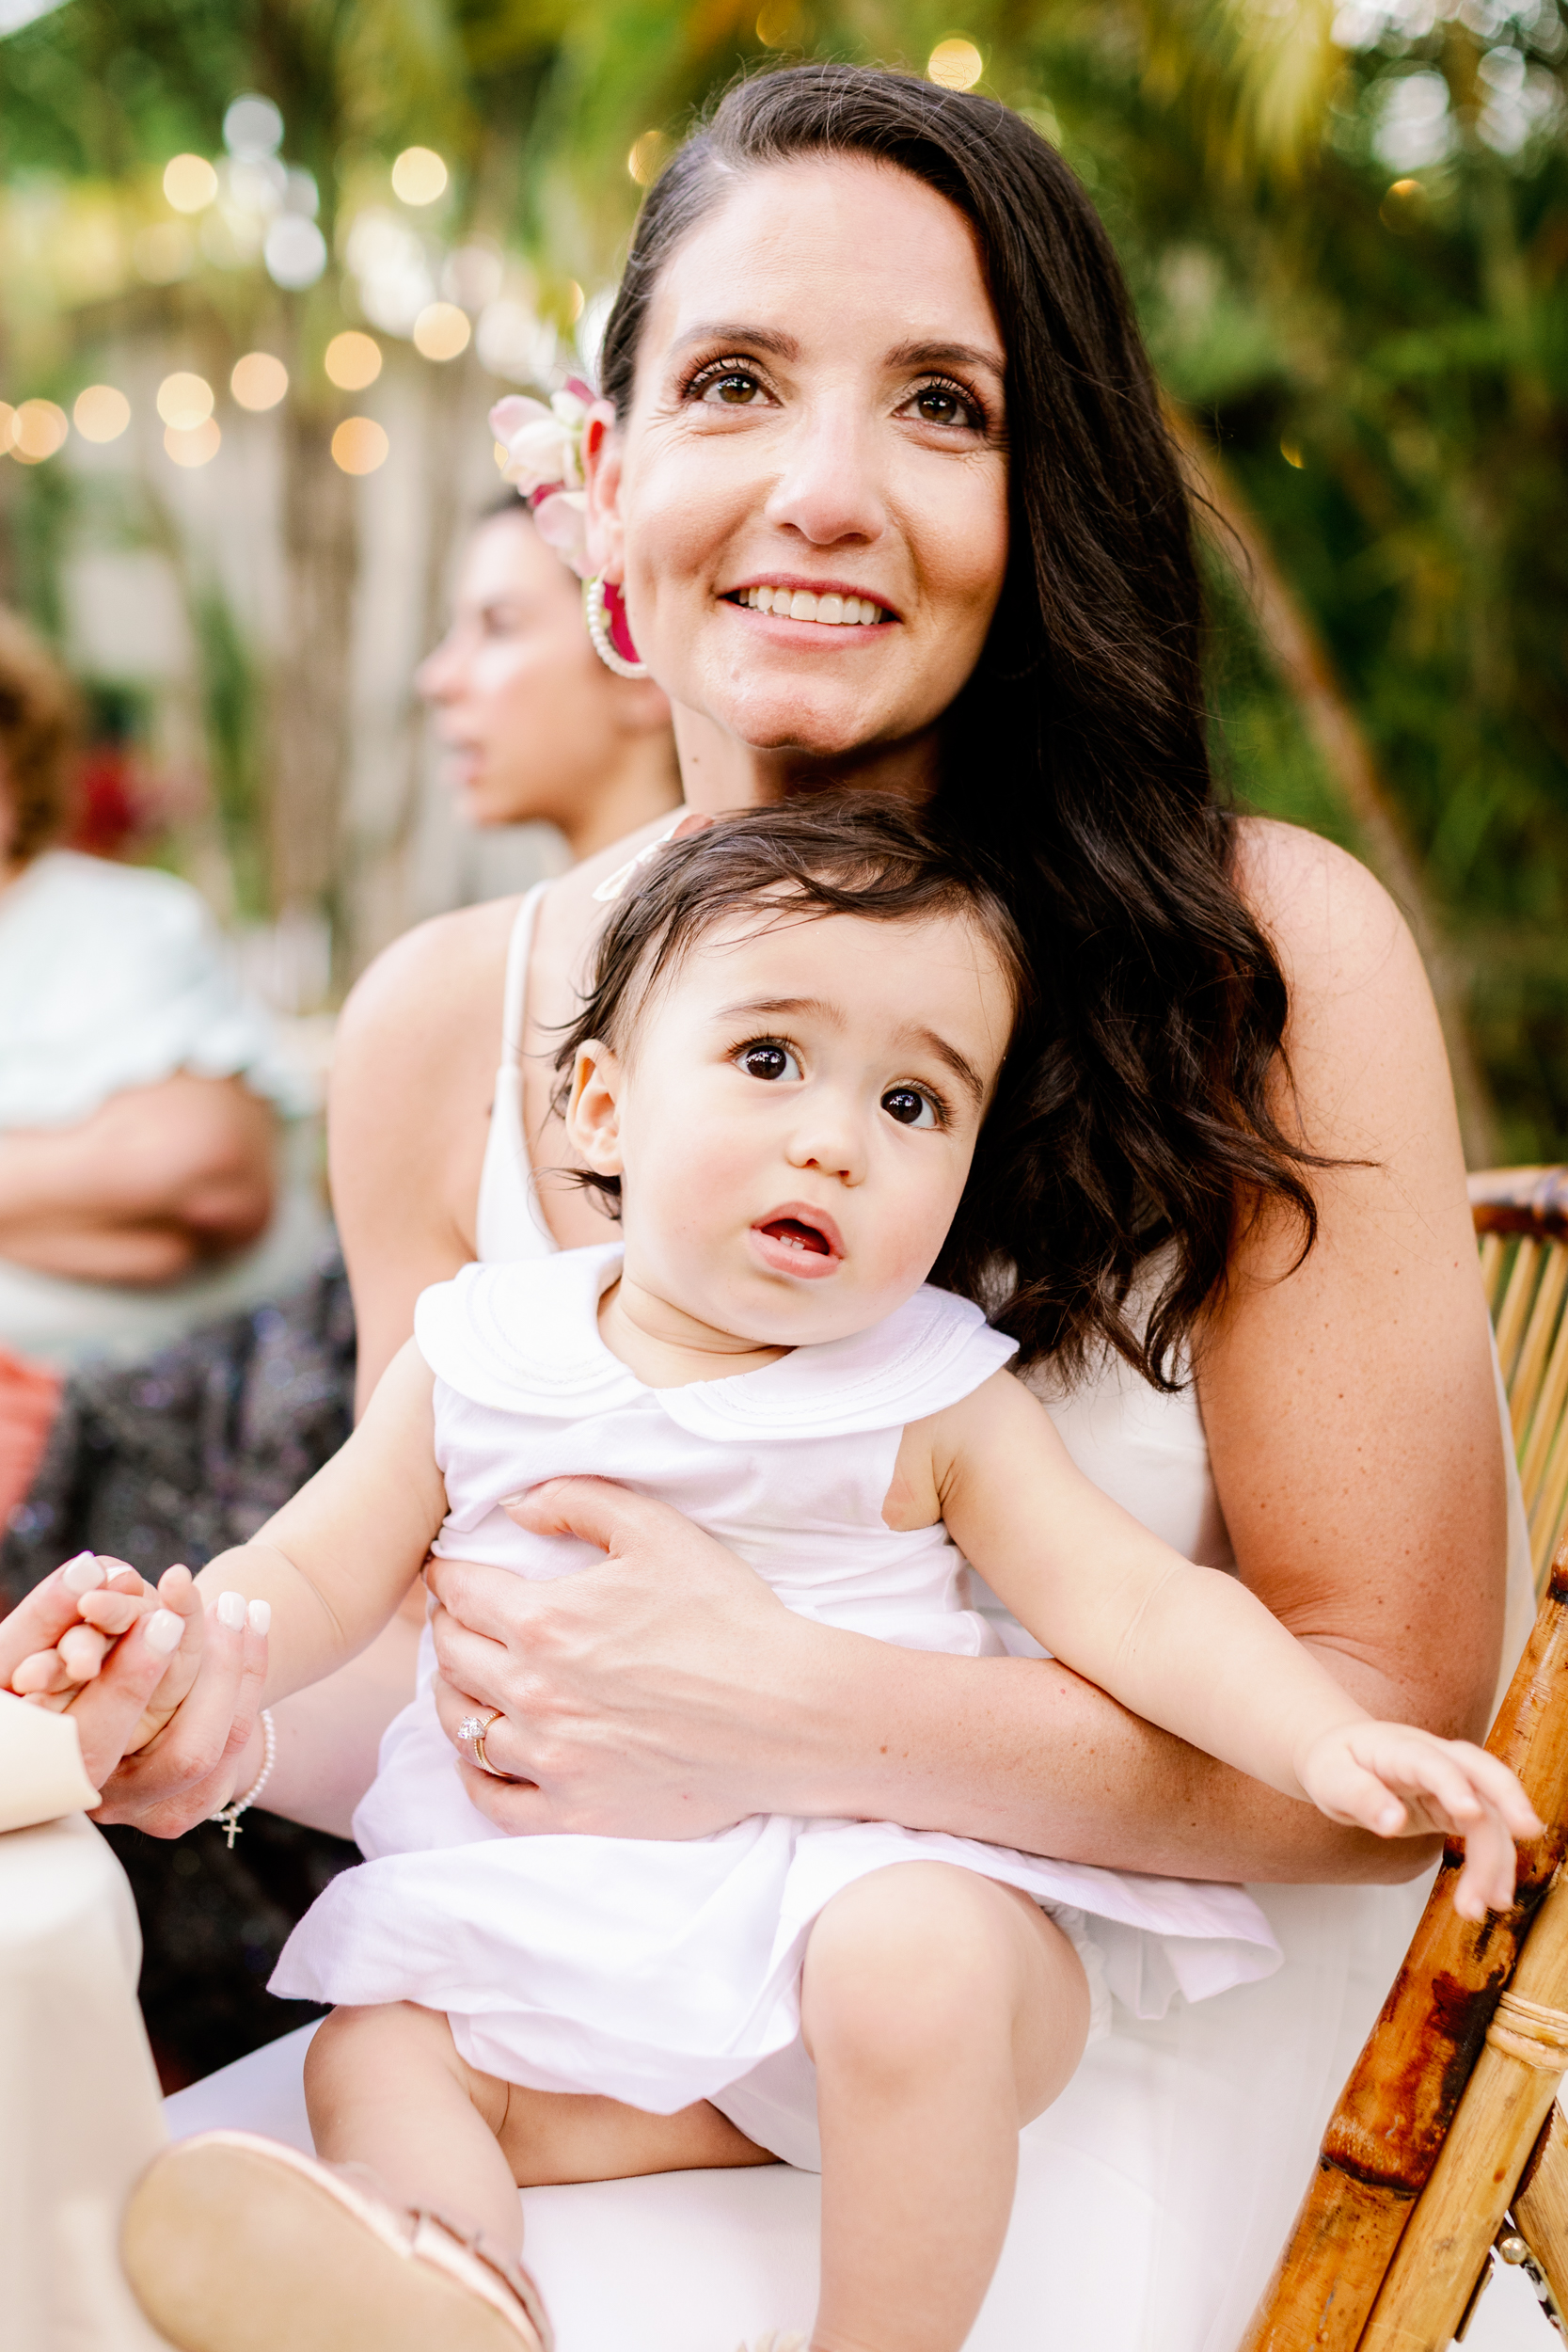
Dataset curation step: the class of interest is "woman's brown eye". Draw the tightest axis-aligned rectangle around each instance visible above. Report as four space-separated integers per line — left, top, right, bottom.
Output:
913 388 971 427
701 372 762 405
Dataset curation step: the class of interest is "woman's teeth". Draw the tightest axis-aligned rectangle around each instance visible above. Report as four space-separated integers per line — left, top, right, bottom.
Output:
738 586 885 626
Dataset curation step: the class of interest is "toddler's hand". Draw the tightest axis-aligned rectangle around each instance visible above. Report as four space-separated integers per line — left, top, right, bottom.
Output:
8 1553 161 1700
1298 1720 1544 1920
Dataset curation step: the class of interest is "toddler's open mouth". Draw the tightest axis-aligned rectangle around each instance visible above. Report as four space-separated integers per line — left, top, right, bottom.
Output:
751 1209 844 1279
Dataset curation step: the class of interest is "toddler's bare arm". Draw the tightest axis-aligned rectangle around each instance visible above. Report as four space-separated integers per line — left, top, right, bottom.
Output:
928 1371 1539 1916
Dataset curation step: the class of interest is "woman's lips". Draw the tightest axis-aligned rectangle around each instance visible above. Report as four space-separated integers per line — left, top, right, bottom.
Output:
750 1213 844 1280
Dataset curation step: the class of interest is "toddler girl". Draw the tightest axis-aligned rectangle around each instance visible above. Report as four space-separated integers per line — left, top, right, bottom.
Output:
20 799 1538 2352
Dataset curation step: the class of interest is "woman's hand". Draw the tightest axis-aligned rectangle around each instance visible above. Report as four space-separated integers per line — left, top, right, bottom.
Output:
1297 1721 1543 1921
427 1476 832 1837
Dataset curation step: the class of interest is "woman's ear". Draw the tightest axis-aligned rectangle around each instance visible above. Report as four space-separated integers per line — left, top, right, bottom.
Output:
565 1041 625 1176
582 405 625 584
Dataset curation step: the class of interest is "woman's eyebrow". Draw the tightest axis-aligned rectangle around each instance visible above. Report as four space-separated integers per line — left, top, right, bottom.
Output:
887 339 1006 385
672 323 800 359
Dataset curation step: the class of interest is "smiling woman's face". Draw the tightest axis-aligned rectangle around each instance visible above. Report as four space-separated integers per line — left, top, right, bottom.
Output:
587 155 1009 795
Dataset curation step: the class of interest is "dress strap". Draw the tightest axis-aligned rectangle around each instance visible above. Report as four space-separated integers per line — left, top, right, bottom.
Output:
499 882 549 1068
475 885 557 1267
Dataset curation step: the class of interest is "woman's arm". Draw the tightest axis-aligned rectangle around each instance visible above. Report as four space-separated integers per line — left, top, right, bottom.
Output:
422 824 1508 1883
0 1073 276 1283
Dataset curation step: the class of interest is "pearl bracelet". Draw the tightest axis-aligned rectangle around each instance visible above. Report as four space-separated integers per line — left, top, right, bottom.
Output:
211 1708 277 1850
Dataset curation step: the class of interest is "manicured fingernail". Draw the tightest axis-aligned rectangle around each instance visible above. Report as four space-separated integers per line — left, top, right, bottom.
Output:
146 1610 183 1654
61 1553 104 1595
247 1599 271 1637
215 1591 246 1632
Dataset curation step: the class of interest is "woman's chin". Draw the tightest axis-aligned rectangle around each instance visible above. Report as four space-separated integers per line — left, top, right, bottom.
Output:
712 676 904 763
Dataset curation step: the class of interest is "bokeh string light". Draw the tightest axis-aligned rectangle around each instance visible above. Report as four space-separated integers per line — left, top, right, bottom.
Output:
927 38 984 90
10 401 68 464
412 302 470 361
391 148 448 206
325 331 382 390
156 372 214 431
163 154 218 214
165 419 221 469
230 352 289 411
331 418 388 475
72 385 131 443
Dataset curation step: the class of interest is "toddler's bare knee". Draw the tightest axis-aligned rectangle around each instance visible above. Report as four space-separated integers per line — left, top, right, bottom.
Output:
305 2003 452 2101
801 1866 1026 2081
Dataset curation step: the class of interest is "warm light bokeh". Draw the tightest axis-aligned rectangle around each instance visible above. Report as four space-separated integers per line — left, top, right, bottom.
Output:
163 153 218 214
325 331 383 390
11 400 69 463
626 130 671 185
927 38 984 90
73 385 131 443
391 147 448 206
412 302 470 361
157 372 214 430
331 417 389 475
165 419 221 468
230 353 289 412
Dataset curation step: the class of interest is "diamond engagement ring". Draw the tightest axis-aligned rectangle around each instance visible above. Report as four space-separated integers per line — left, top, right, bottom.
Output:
457 1708 509 1777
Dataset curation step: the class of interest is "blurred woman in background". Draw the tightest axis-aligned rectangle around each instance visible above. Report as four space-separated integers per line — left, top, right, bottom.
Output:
418 495 678 861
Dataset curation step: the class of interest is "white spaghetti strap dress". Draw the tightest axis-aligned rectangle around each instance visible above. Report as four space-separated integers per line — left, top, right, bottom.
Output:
171 883 1539 2350
271 1243 1283 2151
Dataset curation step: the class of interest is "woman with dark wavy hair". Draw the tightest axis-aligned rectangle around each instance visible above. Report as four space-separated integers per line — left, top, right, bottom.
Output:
37 61 1528 2350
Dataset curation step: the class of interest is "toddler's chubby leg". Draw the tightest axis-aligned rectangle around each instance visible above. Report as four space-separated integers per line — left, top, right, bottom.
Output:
307 2003 528 2254
309 2002 775 2244
801 1862 1090 2352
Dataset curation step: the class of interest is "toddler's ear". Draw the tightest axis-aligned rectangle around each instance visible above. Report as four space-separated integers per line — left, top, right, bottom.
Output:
566 1041 625 1179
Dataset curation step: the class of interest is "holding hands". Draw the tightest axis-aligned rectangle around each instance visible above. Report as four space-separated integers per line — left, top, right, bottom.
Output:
1 1550 271 1833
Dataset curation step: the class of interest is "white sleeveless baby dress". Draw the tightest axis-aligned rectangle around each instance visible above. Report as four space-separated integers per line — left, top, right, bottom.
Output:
178 884 1539 2345
272 1237 1283 2153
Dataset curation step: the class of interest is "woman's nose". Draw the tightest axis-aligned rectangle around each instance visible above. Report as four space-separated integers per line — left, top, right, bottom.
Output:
416 633 463 704
763 403 887 549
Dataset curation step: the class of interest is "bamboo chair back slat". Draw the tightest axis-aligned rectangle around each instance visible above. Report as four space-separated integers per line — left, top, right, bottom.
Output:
1472 1169 1568 1595
1239 1168 1568 2350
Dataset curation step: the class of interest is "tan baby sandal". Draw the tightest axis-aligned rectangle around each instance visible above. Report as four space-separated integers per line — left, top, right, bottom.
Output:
121 2129 553 2352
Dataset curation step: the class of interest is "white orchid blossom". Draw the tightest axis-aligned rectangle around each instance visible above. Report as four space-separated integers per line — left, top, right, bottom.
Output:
489 388 590 496
531 488 590 578
489 387 596 577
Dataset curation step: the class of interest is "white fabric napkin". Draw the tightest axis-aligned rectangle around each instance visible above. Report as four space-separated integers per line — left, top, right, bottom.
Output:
0 1689 100 1832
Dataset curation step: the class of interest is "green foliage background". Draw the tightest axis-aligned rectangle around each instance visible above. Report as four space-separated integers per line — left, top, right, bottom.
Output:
2 0 1566 1156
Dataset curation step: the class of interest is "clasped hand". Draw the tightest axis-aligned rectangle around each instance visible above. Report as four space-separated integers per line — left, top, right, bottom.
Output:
0 1551 269 1834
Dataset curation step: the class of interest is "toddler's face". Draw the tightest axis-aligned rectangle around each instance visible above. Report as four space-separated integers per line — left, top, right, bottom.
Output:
567 904 1015 1349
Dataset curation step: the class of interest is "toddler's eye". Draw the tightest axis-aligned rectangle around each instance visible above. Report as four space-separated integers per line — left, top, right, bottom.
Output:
882 1087 937 1128
738 1041 800 1083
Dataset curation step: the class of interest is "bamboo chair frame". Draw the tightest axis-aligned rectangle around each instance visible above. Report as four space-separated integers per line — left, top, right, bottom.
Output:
1240 1168 1568 2352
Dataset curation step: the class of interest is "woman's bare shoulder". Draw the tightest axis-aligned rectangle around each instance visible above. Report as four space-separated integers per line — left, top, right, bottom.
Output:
1230 816 1411 996
336 896 522 1073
